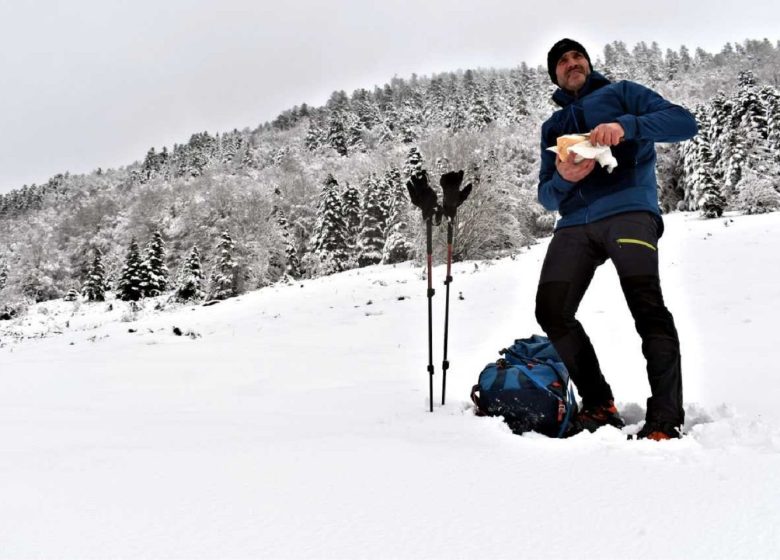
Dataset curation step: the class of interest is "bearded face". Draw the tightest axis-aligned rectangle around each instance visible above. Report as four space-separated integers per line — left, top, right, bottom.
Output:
555 50 591 93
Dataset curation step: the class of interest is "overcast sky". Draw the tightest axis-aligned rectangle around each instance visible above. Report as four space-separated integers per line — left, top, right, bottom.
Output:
1 0 778 193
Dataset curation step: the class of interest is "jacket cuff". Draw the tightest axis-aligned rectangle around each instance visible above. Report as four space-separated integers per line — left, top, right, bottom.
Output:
552 172 576 193
616 114 638 140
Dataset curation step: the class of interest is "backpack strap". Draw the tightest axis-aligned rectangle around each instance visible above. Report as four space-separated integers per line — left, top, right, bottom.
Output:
501 347 568 393
556 384 578 437
470 385 487 416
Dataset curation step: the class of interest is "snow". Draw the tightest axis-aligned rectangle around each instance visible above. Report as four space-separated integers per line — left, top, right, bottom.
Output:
2 211 780 559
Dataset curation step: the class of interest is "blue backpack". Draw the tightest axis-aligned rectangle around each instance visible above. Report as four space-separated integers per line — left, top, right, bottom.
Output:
470 335 577 438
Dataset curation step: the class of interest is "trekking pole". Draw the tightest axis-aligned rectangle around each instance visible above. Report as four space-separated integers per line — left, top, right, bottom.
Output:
441 220 453 405
438 170 472 406
425 216 436 412
406 170 442 412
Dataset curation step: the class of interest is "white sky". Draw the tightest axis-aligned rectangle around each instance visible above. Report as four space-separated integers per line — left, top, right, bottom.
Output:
1 0 778 193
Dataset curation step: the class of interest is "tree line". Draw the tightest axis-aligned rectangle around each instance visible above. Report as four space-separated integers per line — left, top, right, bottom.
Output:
1 38 780 315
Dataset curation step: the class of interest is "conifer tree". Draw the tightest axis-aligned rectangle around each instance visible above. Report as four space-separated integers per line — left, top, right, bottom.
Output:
345 113 366 153
304 121 324 151
117 239 144 301
208 231 237 301
269 206 302 281
0 260 7 292
341 181 361 247
464 69 493 130
143 231 168 297
312 174 350 273
356 174 385 267
278 210 302 279
352 88 380 129
327 113 349 156
423 76 447 127
760 85 780 161
175 246 205 301
82 248 106 302
382 166 414 264
696 142 726 218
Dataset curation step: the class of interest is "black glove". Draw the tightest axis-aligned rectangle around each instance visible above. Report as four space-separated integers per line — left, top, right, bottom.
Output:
439 170 472 219
406 171 441 221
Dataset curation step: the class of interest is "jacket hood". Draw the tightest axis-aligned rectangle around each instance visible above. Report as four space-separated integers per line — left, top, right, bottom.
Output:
552 71 611 108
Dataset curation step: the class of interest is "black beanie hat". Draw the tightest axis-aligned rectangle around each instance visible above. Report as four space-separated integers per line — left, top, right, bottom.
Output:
547 38 592 85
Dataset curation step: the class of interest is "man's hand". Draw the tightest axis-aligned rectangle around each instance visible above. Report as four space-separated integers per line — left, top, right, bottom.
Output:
589 122 624 146
556 155 595 183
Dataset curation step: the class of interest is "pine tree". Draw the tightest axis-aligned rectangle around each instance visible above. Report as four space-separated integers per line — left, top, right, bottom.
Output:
464 69 493 130
696 142 726 218
117 239 144 301
312 174 350 273
0 260 7 291
760 85 780 162
345 113 366 153
268 206 302 282
82 248 106 302
341 181 361 248
175 246 205 301
352 88 380 129
382 166 414 264
327 113 349 156
143 231 168 297
305 121 325 151
208 231 237 301
356 173 385 267
603 41 634 81
277 209 301 279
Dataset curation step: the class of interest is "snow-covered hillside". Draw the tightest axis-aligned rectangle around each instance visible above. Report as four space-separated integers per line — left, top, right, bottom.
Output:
1 211 779 559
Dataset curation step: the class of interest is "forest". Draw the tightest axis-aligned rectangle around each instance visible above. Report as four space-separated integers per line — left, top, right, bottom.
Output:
1 38 779 316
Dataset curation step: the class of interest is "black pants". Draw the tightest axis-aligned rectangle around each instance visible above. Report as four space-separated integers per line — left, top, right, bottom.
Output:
535 212 683 425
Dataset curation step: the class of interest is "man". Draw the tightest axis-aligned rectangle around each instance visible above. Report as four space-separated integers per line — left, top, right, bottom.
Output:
535 38 697 440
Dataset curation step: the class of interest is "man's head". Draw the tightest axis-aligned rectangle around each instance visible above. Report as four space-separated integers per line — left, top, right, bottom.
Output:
547 38 592 93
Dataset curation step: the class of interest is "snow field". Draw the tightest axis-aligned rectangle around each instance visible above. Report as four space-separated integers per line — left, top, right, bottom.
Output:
1 212 780 559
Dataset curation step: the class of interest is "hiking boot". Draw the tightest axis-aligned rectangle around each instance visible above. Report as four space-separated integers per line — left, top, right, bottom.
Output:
567 400 625 435
636 420 682 441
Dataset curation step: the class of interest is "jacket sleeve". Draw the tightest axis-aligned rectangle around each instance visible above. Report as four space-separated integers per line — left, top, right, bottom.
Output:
614 81 698 142
537 122 576 211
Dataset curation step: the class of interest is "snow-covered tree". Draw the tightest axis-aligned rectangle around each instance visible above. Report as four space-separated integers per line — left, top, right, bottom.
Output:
382 166 414 264
142 231 168 297
208 231 238 301
341 181 361 247
117 239 144 301
736 170 780 214
305 121 325 151
696 142 727 218
175 245 205 302
0 260 7 292
327 113 349 157
312 174 350 274
269 206 302 281
81 248 106 302
463 69 493 130
356 174 386 267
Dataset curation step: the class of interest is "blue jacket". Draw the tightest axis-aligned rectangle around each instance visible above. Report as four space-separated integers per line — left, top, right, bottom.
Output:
538 71 697 229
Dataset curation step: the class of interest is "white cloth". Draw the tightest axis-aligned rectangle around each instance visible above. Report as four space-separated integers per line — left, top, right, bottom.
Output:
547 141 618 173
